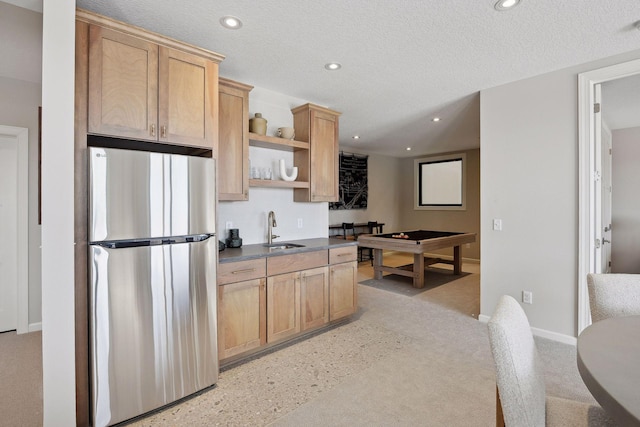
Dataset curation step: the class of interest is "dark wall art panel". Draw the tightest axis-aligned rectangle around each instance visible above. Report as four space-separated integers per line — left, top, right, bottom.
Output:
330 152 368 210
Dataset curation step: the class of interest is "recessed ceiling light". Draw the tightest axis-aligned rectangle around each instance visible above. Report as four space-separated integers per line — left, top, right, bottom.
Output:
220 15 243 29
352 135 360 140
432 117 441 122
494 0 520 11
406 147 412 151
324 62 342 71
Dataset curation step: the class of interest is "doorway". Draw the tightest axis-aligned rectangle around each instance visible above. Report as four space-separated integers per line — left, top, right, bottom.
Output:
0 125 29 333
578 59 640 333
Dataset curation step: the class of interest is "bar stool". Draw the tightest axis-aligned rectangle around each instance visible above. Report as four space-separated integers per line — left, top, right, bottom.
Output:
339 222 357 240
360 221 383 264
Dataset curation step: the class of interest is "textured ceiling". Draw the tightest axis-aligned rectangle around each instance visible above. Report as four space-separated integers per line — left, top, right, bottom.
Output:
74 0 640 157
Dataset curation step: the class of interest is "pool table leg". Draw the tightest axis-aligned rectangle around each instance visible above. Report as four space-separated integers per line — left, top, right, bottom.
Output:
453 245 461 275
373 248 383 280
414 253 425 288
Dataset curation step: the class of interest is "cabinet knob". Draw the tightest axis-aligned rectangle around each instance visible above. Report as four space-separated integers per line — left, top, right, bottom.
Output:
161 125 167 138
150 124 156 137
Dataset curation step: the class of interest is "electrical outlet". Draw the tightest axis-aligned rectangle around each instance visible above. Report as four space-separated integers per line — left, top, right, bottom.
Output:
522 291 533 304
225 221 233 230
297 218 303 228
493 218 503 231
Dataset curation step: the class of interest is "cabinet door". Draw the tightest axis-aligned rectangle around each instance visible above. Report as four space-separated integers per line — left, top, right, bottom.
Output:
292 104 340 203
218 278 266 361
300 267 329 331
267 272 300 343
218 79 251 200
309 109 339 202
88 25 158 141
158 47 218 150
329 261 358 320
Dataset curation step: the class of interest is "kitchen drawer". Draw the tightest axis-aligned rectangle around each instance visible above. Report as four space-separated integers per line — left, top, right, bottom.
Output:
218 258 266 285
329 245 357 264
267 250 327 276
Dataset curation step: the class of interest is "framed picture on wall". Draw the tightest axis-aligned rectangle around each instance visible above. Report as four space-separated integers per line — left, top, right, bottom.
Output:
414 153 466 211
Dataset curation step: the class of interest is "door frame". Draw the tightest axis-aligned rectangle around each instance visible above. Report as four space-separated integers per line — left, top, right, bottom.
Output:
578 58 640 334
0 125 29 334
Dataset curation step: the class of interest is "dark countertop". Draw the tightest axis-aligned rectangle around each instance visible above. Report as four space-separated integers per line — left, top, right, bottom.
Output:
218 237 357 263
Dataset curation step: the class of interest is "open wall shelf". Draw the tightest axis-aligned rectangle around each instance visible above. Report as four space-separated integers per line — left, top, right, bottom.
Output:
248 132 309 151
249 179 309 189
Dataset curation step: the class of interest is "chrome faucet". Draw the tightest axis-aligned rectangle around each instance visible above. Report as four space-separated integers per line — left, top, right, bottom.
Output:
267 211 279 244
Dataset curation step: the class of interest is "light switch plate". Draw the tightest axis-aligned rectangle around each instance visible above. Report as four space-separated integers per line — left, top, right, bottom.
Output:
493 219 502 231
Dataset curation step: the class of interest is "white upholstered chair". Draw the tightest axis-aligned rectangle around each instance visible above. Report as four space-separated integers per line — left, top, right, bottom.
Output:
587 273 640 323
488 295 615 427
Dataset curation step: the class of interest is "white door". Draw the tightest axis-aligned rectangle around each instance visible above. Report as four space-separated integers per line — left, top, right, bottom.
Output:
578 59 640 333
0 125 28 333
593 84 604 274
0 134 19 332
601 124 613 273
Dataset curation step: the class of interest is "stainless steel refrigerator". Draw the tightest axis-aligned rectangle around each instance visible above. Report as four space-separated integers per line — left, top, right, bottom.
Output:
88 146 218 427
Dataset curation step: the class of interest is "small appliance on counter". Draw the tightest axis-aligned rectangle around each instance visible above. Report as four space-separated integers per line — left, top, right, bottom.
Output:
226 228 243 248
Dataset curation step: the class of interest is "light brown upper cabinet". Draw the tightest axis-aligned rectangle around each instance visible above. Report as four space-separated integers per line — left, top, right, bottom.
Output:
292 103 341 202
87 23 221 151
218 78 253 200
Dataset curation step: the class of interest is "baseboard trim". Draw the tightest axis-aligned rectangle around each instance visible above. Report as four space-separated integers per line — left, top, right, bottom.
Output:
28 322 42 333
530 326 576 345
477 315 576 346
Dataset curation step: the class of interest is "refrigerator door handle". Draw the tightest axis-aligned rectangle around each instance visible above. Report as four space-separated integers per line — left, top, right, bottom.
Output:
90 233 215 249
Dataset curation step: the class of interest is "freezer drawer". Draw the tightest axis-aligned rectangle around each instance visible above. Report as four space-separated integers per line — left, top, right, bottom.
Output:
89 146 215 242
89 238 217 426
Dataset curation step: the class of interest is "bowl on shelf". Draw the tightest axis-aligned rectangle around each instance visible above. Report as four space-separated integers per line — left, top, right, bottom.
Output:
276 127 295 140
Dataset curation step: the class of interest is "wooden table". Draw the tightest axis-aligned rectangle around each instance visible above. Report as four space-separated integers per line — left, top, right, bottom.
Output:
577 315 640 426
357 230 476 289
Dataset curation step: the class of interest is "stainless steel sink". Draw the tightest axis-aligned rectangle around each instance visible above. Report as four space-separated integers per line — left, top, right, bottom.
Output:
263 243 305 250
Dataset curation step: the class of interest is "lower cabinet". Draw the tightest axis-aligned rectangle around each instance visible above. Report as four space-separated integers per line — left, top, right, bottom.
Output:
300 267 329 331
329 261 358 320
267 272 301 343
218 246 355 365
217 277 266 360
267 266 329 343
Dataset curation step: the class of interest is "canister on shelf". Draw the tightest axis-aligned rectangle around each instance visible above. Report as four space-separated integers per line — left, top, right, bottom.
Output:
249 113 267 135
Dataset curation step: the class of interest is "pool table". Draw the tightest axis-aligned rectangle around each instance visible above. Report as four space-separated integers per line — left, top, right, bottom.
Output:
357 230 477 289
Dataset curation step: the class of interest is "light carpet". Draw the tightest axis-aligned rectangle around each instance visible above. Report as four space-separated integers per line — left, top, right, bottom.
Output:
0 330 43 427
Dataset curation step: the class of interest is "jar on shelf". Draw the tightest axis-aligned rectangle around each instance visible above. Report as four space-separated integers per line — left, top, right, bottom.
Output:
249 113 267 135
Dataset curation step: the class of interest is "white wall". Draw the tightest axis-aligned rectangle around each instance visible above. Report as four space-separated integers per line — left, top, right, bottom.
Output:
41 1 76 425
0 3 43 329
611 126 640 273
328 149 402 235
217 85 329 244
480 48 640 338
